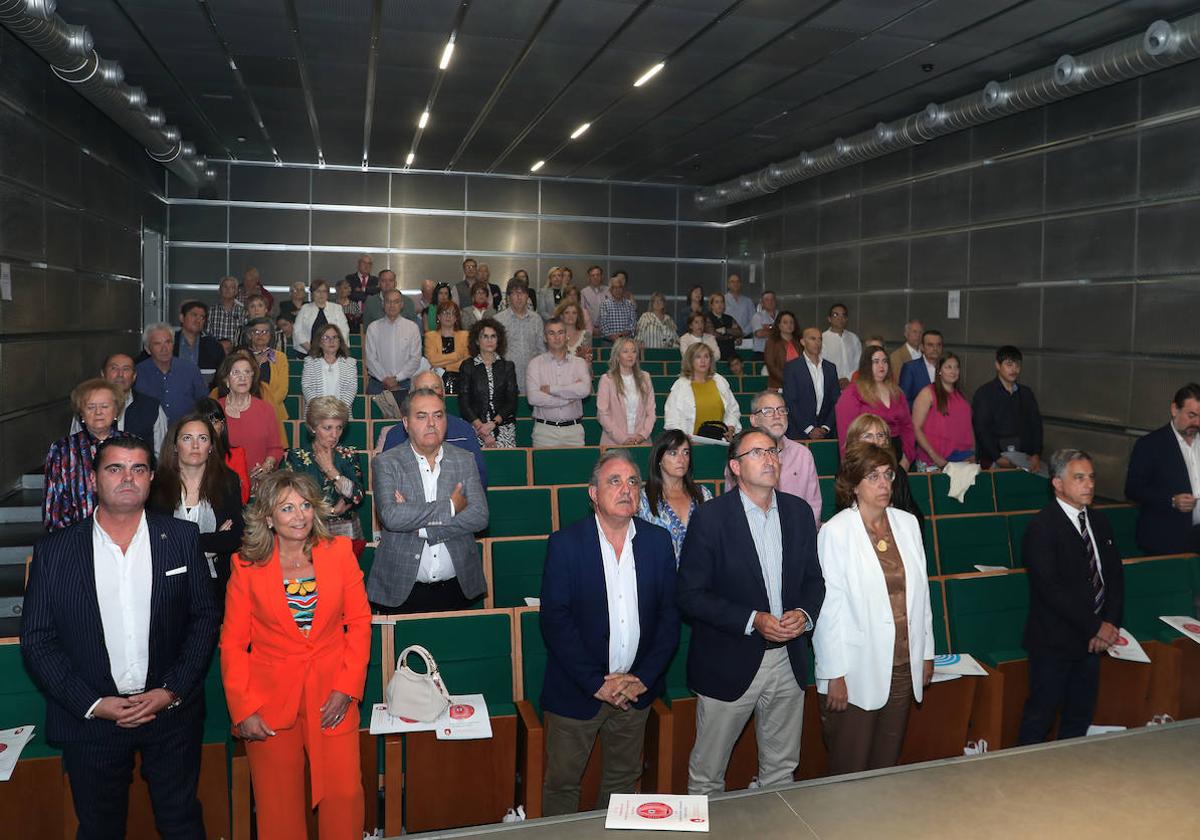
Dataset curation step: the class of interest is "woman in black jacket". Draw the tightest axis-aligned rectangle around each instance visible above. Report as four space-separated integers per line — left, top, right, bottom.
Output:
459 317 518 448
148 413 245 587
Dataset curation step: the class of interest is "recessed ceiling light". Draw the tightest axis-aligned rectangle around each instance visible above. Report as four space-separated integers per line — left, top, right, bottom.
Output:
634 62 665 87
439 39 455 70
570 122 590 139
418 110 430 128
236 135 246 142
406 152 415 165
530 160 545 172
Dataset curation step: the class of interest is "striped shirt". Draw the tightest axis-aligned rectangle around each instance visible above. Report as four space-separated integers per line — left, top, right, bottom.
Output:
635 311 678 349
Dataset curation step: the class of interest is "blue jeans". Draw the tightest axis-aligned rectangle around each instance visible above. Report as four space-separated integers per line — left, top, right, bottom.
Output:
367 376 410 395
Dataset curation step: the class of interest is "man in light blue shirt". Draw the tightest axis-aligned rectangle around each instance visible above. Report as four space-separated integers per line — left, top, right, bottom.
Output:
134 323 207 423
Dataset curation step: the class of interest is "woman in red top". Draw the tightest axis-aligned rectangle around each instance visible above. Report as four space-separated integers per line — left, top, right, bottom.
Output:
215 350 284 482
835 346 917 468
196 397 251 504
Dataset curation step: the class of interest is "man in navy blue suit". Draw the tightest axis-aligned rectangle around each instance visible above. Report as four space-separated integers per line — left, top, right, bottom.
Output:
539 450 679 816
21 437 220 839
782 327 840 441
898 329 943 407
1125 383 1200 555
678 429 825 795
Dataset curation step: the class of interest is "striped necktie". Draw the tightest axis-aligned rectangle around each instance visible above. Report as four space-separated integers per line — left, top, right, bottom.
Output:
1079 509 1104 614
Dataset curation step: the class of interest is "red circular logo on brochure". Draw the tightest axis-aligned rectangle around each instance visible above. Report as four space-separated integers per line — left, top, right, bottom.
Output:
1184 623 1200 634
449 704 475 720
636 803 673 819
690 818 706 823
398 716 418 724
0 744 7 754
1115 635 1129 646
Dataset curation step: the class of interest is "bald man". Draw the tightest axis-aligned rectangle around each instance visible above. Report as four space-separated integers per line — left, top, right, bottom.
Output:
381 370 488 488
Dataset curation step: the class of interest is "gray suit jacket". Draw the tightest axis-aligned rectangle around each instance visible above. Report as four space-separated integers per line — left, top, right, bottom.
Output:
369 441 490 607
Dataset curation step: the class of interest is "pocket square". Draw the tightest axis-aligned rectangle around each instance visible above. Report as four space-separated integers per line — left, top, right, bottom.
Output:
165 565 188 577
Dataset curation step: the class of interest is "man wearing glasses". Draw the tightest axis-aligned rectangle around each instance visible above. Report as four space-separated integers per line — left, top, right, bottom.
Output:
678 429 825 795
724 391 821 525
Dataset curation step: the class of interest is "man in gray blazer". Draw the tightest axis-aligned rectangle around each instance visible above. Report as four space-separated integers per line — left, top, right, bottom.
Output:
369 387 490 613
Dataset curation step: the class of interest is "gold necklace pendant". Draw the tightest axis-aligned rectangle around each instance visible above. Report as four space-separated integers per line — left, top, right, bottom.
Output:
875 538 889 552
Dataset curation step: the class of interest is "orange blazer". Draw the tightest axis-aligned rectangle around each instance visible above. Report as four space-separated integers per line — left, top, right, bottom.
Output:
220 535 371 734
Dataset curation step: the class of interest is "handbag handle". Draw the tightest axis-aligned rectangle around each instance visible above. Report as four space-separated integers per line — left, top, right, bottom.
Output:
396 644 440 677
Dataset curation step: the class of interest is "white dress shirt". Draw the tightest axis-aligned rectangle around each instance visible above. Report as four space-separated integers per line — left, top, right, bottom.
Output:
1173 427 1200 526
749 307 776 353
596 516 640 674
1056 497 1105 583
821 328 862 381
93 512 153 701
365 314 422 384
804 354 826 434
412 444 457 582
906 343 921 362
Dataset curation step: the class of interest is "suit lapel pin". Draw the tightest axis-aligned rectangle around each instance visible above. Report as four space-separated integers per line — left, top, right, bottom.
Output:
160 533 167 540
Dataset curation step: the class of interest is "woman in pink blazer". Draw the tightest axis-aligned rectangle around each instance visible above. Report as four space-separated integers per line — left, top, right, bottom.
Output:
597 337 657 446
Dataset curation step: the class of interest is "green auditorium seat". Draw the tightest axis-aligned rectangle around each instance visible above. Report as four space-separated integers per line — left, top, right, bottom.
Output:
359 545 375 578
643 348 678 362
1121 556 1197 643
485 487 552 537
533 447 599 485
624 445 653 478
1006 512 1037 567
283 421 299 448
818 477 836 523
356 494 374 537
555 485 592 529
1097 505 1140 558
202 655 231 744
662 361 681 376
735 393 755 414
741 375 768 392
922 517 936 577
481 448 529 486
365 621 386 704
490 538 548 608
907 473 932 517
352 395 368 419
690 445 727 481
934 515 1013 575
591 361 608 377
651 375 676 392
301 419 368 450
929 580 949 654
992 470 1051 512
516 418 534 447
288 374 303 396
0 641 56 758
348 334 362 347
283 395 300 419
391 611 515 715
519 609 547 715
807 440 839 476
443 395 459 416
517 396 532 416
944 572 1029 666
663 622 693 703
641 361 666 375
583 418 602 445
929 472 995 515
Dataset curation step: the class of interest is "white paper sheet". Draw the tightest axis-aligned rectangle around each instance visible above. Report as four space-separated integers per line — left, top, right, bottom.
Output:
1105 628 1151 663
368 702 439 735
523 597 541 607
1086 725 1127 737
0 725 36 782
434 693 493 741
973 564 1007 573
1159 615 1200 645
930 672 964 684
605 794 710 832
932 653 989 677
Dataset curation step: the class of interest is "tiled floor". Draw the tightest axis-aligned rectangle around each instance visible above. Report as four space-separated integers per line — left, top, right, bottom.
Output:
402 720 1200 838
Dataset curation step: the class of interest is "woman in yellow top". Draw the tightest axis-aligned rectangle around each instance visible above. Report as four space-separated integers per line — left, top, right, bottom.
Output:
424 300 470 393
663 341 741 442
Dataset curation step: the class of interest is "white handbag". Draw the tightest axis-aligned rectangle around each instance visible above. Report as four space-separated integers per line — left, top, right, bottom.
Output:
386 644 451 722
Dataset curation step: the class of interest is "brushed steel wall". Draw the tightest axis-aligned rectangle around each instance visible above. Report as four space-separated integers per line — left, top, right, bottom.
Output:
725 63 1200 499
164 165 728 321
0 29 163 494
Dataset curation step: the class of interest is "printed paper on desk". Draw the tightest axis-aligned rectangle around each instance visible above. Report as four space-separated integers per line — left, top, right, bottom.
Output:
605 794 709 832
0 725 36 782
1106 629 1150 663
1159 616 1200 645
368 703 437 735
435 694 493 741
932 653 988 677
930 672 964 684
523 597 540 607
973 565 1007 573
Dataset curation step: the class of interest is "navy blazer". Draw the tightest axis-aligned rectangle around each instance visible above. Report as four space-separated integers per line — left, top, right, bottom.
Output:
1125 424 1200 556
677 489 825 702
1022 502 1124 659
898 358 933 407
783 356 840 440
20 512 221 744
540 516 680 720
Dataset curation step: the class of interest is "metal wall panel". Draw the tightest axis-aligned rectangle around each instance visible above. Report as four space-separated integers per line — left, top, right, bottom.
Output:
908 290 966 344
390 214 466 250
230 166 310 203
860 240 908 291
970 156 1043 222
311 209 389 248
0 106 45 192
818 166 862 197
909 232 968 289
610 223 676 258
781 206 818 248
856 292 908 342
968 222 1042 286
312 170 390 206
392 173 465 210
970 108 1045 160
540 180 609 216
1140 59 1200 119
170 247 228 284
611 185 676 220
1127 359 1196 429
1044 135 1138 212
0 185 45 261
45 205 81 268
1041 283 1134 353
229 206 310 245
817 246 859 292
860 148 912 188
43 132 81 206
1133 278 1200 356
910 131 970 176
228 250 310 286
620 261 677 299
677 225 724 259
1042 422 1131 500
540 220 609 255
965 287 1040 348
466 176 539 213
1136 200 1200 275
861 184 910 238
780 252 818 296
910 170 969 232
1138 119 1200 199
1045 81 1139 142
465 217 540 253
818 195 860 245
169 205 228 242
1042 209 1134 281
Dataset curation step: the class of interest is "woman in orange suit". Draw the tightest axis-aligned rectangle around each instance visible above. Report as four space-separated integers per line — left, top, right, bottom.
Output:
220 470 372 839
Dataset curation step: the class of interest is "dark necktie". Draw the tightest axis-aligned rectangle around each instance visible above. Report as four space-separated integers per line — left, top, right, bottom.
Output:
1079 510 1104 614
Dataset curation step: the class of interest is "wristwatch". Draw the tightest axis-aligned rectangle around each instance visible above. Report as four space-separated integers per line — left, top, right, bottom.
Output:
162 685 182 711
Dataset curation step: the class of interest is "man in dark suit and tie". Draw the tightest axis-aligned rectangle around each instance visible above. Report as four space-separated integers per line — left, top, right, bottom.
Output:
898 329 943 407
539 450 679 816
1124 383 1200 556
21 436 220 838
1018 448 1124 745
369 387 490 613
782 327 840 441
678 429 825 795
345 253 379 303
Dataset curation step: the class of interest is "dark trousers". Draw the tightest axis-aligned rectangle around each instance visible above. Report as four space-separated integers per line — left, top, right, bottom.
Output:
543 705 651 816
61 714 205 840
370 579 474 614
820 663 914 775
367 375 410 397
1017 652 1101 745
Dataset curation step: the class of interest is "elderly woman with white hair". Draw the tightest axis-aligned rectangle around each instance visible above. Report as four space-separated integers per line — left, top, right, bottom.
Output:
283 395 366 551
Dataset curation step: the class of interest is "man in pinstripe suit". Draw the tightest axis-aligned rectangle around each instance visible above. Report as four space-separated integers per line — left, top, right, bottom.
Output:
21 436 220 839
369 387 490 613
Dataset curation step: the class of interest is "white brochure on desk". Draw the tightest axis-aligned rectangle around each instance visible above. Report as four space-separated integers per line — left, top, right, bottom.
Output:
434 693 493 741
0 725 36 782
368 703 438 735
1106 628 1150 663
931 652 989 683
605 794 710 832
1159 615 1200 645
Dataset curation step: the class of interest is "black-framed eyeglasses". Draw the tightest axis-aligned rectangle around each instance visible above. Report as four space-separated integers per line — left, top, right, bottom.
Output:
753 406 788 417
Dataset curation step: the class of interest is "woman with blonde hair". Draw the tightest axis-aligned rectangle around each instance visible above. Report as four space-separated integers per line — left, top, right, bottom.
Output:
220 470 371 840
283 396 365 552
554 296 593 362
538 264 569 319
663 342 740 442
835 346 916 468
597 336 656 445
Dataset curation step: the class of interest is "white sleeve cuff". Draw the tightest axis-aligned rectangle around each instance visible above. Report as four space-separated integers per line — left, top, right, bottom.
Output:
744 611 757 636
85 698 102 720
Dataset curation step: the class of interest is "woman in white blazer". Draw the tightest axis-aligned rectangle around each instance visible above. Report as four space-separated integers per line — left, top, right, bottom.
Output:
293 278 351 354
662 341 740 442
596 337 656 445
301 323 360 410
813 441 935 774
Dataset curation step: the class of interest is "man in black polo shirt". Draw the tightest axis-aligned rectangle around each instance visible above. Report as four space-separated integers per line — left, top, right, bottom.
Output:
972 345 1047 476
